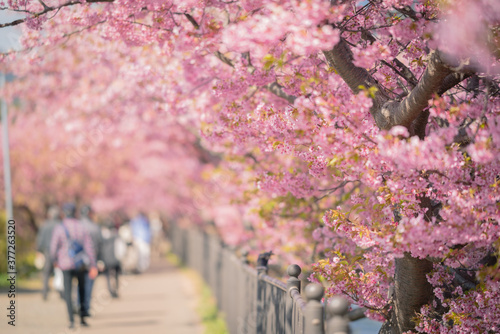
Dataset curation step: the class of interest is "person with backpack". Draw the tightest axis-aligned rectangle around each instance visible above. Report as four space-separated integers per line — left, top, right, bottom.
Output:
50 203 97 329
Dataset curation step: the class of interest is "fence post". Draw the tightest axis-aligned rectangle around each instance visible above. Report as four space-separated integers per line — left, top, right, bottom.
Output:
256 265 267 276
326 297 351 334
304 283 325 334
286 264 301 332
256 252 271 333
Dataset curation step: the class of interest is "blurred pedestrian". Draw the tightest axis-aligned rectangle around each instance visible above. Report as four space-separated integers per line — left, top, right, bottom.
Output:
118 220 139 273
50 203 97 329
149 212 166 257
78 204 102 317
130 212 151 273
101 223 126 297
36 205 61 300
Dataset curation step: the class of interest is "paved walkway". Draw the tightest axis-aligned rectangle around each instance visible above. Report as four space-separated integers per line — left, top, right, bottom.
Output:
1 258 204 334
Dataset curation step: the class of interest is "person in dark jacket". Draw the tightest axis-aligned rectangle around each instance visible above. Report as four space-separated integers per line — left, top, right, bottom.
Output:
36 205 61 300
101 223 125 298
50 203 98 329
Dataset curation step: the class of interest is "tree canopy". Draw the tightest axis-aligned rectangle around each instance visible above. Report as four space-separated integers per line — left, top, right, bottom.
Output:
1 1 499 333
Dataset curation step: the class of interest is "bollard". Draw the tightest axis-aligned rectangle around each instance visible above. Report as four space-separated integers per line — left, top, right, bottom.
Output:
286 264 301 295
326 296 351 334
304 283 325 334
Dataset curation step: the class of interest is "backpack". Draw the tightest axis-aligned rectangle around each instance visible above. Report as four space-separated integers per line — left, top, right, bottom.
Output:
62 224 90 271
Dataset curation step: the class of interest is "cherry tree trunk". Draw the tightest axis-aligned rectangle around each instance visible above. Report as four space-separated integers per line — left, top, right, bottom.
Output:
380 254 433 334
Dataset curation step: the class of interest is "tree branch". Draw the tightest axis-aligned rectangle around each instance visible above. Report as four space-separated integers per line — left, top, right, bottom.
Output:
348 307 367 321
214 50 235 68
381 59 418 88
264 82 296 104
395 5 419 21
379 51 452 129
38 0 51 11
212 51 297 104
323 36 478 132
0 0 114 28
449 268 477 291
437 72 473 96
323 38 389 125
324 39 452 130
184 13 200 29
323 38 381 95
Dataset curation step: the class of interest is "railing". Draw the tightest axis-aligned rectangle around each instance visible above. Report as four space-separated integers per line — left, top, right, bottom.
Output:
168 224 360 334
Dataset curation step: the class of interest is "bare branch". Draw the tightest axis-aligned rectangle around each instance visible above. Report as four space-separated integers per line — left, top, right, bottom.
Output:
381 59 418 88
38 0 51 11
0 0 114 29
348 307 367 321
124 20 172 32
394 5 419 21
213 50 297 103
449 268 477 291
342 24 395 33
264 82 296 104
184 13 200 29
214 50 235 68
0 7 31 13
1 19 107 56
318 180 359 192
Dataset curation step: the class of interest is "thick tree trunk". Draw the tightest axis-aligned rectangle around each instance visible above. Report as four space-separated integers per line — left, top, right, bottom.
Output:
392 254 433 333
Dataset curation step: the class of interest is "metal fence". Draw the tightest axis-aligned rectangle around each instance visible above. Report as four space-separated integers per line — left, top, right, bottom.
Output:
168 224 360 334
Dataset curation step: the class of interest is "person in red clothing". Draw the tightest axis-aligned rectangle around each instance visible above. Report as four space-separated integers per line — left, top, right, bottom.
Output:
50 203 98 329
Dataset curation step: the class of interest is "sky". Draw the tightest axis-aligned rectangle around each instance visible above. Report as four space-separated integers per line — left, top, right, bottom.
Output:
0 11 22 53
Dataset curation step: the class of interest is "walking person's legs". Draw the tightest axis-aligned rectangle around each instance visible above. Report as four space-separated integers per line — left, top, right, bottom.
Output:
62 270 75 328
105 268 112 295
76 270 89 326
105 267 117 298
114 265 121 296
110 265 120 297
41 257 52 300
81 272 94 316
135 239 151 273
